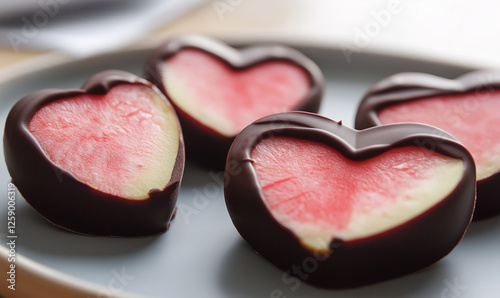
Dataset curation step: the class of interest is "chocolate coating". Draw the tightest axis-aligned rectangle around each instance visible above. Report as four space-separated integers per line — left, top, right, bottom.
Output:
144 35 324 170
225 112 475 288
3 70 185 237
355 70 500 220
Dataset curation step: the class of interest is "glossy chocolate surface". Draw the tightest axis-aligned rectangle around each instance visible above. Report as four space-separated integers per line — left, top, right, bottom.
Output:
355 70 500 220
144 35 324 169
224 112 475 288
3 70 185 236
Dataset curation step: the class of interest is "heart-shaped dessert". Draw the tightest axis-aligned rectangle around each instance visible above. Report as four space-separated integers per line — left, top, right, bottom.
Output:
3 70 185 236
356 70 500 220
145 35 324 169
225 112 475 288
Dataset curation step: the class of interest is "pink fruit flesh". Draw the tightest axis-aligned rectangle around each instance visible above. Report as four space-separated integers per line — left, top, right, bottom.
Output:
378 90 500 179
252 136 462 249
29 84 180 200
163 49 310 136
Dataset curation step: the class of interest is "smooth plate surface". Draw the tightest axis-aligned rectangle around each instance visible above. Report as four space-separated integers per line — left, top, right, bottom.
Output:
1 45 500 298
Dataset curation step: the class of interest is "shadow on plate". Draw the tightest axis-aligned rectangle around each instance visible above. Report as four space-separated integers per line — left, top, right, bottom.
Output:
464 215 500 240
15 200 161 257
179 160 222 188
218 239 453 298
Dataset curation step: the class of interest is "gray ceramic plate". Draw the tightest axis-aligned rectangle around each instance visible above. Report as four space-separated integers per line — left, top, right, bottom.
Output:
1 42 499 298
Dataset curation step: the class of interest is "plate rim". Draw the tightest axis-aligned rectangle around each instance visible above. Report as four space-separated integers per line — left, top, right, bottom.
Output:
0 34 485 87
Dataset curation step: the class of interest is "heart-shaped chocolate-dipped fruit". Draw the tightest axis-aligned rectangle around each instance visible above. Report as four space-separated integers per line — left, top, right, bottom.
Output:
225 112 475 288
145 35 324 169
3 70 184 236
356 70 500 220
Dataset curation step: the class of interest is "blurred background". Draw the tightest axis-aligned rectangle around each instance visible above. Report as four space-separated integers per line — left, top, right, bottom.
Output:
1 0 500 70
